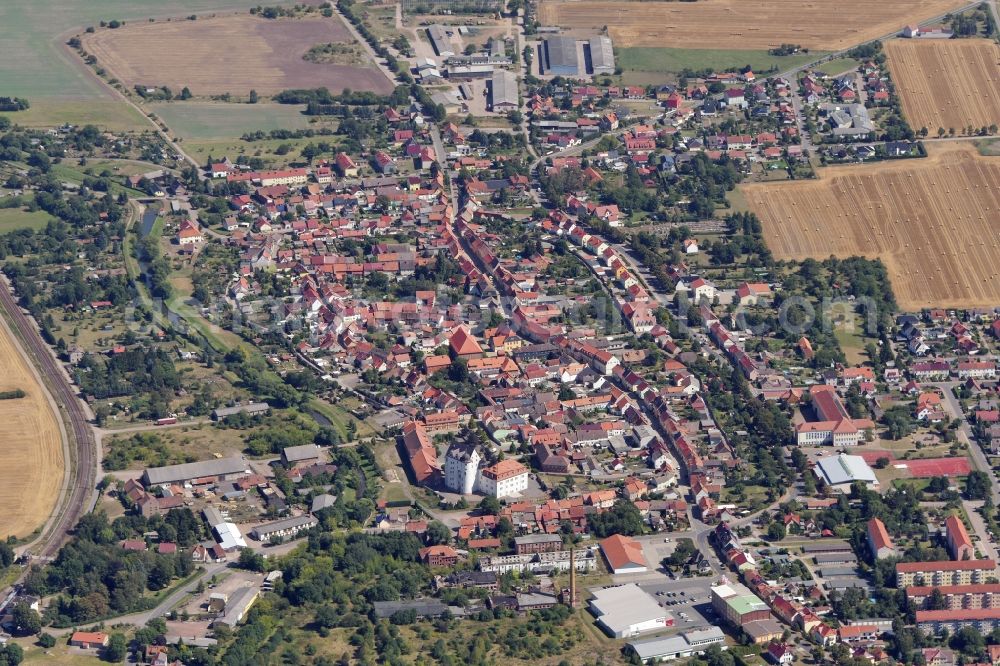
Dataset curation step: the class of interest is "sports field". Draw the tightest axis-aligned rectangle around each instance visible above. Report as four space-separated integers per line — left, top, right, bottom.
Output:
885 39 1000 133
539 0 968 50
0 315 63 539
82 14 394 96
743 143 1000 310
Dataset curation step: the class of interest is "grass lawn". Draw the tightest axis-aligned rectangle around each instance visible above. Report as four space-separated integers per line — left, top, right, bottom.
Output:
725 186 752 214
309 398 377 442
50 162 147 198
183 136 341 167
19 640 101 665
0 100 149 131
617 47 826 77
0 207 56 234
832 313 872 365
148 101 325 141
815 57 862 76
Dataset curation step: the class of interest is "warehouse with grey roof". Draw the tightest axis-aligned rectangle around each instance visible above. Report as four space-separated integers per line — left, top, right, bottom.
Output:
589 36 615 75
427 25 455 58
543 36 580 75
142 456 250 486
489 70 519 111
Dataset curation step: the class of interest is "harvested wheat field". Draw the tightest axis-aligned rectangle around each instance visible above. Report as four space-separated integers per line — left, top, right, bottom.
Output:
743 143 1000 310
82 14 394 97
885 39 1000 133
539 0 968 50
0 318 63 539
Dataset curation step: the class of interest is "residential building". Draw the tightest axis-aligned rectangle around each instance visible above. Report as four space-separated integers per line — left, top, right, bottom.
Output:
946 515 975 561
907 583 1000 610
70 632 109 649
478 459 529 498
514 534 564 555
896 560 996 587
419 545 459 566
867 518 898 559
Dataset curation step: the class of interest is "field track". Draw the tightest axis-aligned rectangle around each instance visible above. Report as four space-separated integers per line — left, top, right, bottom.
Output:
742 143 1000 311
0 297 63 539
885 39 1000 133
539 0 969 50
82 14 394 96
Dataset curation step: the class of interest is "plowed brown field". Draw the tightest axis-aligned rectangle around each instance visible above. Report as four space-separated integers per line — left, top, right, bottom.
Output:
742 143 1000 310
885 39 1000 133
0 316 63 539
539 0 968 50
82 14 394 96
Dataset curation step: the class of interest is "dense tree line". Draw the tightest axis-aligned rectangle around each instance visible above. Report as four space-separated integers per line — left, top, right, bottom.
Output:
23 511 196 626
75 347 180 400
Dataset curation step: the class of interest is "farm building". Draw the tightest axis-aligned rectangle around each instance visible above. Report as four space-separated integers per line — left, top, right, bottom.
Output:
427 25 456 57
489 70 519 111
142 456 250 487
211 402 271 420
543 36 579 75
589 36 615 75
250 515 318 542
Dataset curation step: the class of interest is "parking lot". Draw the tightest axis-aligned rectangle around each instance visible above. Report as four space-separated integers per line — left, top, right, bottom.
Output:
638 577 716 630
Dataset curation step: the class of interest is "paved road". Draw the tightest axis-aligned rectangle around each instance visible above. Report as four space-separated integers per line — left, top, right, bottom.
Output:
931 380 999 506
0 280 97 559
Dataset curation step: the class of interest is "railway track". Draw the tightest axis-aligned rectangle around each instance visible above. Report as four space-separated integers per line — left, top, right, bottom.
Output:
0 282 95 559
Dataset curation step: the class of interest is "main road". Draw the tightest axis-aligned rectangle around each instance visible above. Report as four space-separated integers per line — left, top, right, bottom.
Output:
0 280 97 559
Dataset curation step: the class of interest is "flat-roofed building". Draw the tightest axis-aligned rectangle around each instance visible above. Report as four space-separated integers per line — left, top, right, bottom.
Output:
897 560 996 587
479 548 596 574
628 627 726 664
589 583 671 638
589 36 615 75
711 582 771 627
544 36 579 76
490 70 519 112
